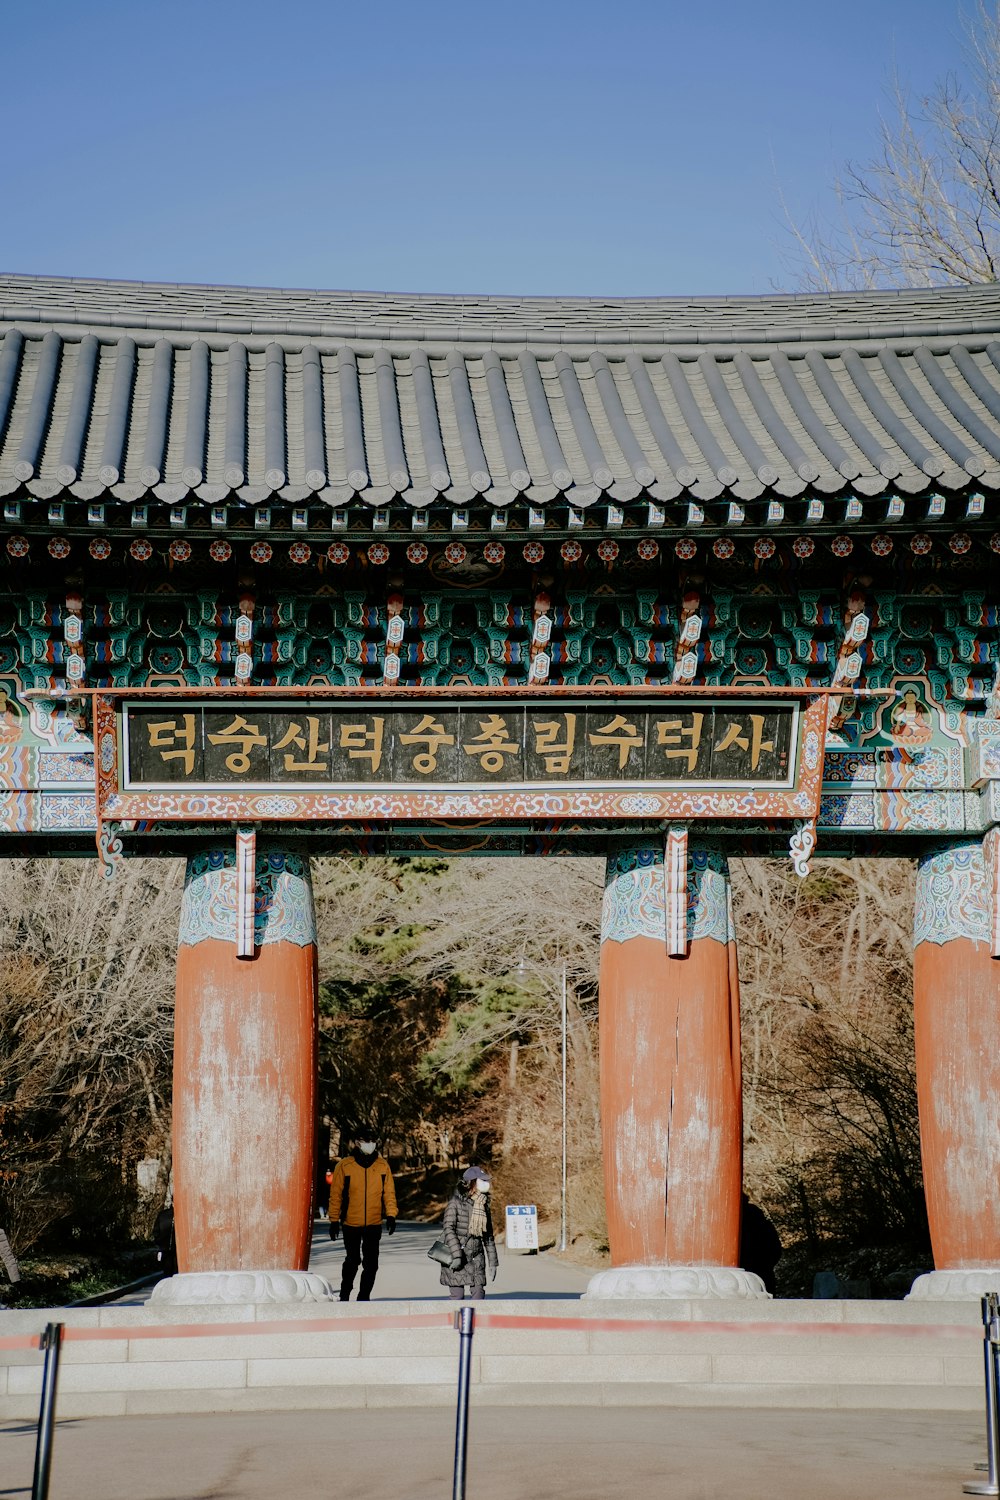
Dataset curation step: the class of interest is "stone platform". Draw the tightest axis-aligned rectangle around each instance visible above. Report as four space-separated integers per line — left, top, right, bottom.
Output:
0 1297 985 1419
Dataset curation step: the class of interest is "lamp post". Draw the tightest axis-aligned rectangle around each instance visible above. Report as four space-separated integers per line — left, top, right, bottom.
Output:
560 958 568 1253
516 953 569 1253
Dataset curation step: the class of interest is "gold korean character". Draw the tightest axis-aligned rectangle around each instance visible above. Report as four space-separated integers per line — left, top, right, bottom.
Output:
339 717 385 772
588 713 643 771
206 714 269 775
146 714 197 775
714 714 774 771
463 714 519 774
532 714 577 775
272 716 331 773
655 712 705 773
398 713 455 775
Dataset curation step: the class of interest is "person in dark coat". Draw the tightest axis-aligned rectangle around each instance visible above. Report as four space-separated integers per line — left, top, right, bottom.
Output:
438 1167 498 1301
739 1194 782 1294
153 1207 177 1276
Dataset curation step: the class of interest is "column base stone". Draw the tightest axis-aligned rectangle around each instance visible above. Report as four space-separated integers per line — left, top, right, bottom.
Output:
906 1268 1000 1300
584 1265 769 1300
150 1270 335 1305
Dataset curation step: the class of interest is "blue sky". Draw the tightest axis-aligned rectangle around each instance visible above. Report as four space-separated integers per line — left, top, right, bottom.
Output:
0 0 976 296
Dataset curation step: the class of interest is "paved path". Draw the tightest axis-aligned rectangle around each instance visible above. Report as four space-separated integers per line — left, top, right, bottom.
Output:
117 1220 591 1305
0 1405 984 1499
309 1218 591 1301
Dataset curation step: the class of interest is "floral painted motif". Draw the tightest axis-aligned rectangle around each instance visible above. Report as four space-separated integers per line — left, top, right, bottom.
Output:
209 540 232 563
990 533 1000 554
367 542 390 565
596 539 618 563
870 534 893 557
483 541 506 564
830 536 853 558
674 538 697 560
179 848 316 949
949 532 972 555
168 539 192 563
328 542 351 565
637 538 659 561
753 537 776 560
910 534 933 555
250 541 273 564
522 541 545 564
792 537 814 559
444 542 467 565
47 537 71 559
712 537 735 560
560 539 583 563
406 541 429 565
617 794 662 814
88 538 112 560
6 535 29 558
914 842 991 947
288 541 312 565
601 843 735 946
129 539 153 561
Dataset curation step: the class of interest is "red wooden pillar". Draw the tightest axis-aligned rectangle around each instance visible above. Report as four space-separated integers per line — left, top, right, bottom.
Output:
588 840 761 1298
154 846 326 1304
910 837 1000 1299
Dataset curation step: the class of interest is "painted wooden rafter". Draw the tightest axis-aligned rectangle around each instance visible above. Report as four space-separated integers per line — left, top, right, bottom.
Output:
235 824 257 958
233 588 254 683
664 824 689 957
527 589 552 684
383 591 404 684
828 585 869 731
672 587 701 684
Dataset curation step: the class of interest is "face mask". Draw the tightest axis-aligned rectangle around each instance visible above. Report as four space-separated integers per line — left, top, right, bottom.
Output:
476 1180 491 1193
357 1142 376 1155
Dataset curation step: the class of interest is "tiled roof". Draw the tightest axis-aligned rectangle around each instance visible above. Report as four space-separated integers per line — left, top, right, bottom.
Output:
3 273 1000 512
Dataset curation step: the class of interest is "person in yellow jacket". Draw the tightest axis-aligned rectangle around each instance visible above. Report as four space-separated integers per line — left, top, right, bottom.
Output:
328 1133 398 1301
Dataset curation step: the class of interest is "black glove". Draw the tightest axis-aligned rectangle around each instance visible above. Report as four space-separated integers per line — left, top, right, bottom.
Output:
329 1221 340 1241
386 1217 396 1235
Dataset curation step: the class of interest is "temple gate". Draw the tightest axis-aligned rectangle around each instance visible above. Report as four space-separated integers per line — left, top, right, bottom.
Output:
0 273 997 1301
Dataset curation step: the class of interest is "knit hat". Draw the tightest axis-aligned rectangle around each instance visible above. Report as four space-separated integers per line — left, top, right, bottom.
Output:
462 1166 492 1186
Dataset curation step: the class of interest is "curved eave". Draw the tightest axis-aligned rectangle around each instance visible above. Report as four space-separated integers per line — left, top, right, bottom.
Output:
3 276 1000 513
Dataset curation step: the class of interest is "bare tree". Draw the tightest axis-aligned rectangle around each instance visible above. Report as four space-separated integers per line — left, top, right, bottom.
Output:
735 856 926 1276
406 858 607 1244
784 3 1000 288
0 859 182 1251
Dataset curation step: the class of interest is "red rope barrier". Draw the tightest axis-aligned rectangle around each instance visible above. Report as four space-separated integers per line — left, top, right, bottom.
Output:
474 1312 977 1339
0 1308 976 1353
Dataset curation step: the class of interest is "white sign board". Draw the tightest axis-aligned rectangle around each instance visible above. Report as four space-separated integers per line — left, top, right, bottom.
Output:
505 1204 539 1251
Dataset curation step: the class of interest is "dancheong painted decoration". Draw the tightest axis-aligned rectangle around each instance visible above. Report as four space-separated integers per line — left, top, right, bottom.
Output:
1 272 999 1299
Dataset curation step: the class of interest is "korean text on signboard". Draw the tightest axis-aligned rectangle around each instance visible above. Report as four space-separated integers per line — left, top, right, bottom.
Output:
123 699 797 790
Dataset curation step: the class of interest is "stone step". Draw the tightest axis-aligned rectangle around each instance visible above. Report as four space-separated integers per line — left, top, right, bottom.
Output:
0 1298 985 1419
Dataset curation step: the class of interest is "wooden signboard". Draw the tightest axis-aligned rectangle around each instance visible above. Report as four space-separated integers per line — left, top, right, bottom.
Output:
92 686 827 833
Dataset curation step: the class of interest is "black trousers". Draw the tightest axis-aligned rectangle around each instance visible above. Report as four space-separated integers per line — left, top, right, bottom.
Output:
340 1224 382 1300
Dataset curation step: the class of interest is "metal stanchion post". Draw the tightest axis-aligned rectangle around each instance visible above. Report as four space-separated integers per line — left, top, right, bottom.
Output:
965 1294 1000 1496
452 1305 475 1500
31 1322 64 1500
